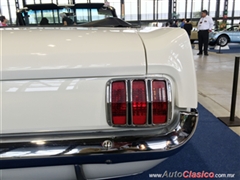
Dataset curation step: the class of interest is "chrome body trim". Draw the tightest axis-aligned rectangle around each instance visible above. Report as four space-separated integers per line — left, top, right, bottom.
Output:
0 110 198 169
106 77 173 127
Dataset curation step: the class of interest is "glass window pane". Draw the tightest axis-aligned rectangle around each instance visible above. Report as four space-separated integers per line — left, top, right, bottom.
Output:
234 0 240 17
141 0 153 20
219 0 224 17
9 1 17 25
202 0 209 10
176 0 186 19
75 0 88 2
36 10 42 24
209 0 216 17
58 0 69 5
35 0 41 4
27 10 37 24
42 10 54 23
0 1 10 24
233 19 240 25
92 8 108 20
227 0 233 17
192 0 202 18
90 0 104 2
226 20 232 28
76 9 90 23
25 0 34 4
125 0 137 21
186 0 192 18
53 10 60 24
157 0 168 20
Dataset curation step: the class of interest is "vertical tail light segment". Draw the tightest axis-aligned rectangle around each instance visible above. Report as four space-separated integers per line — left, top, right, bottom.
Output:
108 78 171 127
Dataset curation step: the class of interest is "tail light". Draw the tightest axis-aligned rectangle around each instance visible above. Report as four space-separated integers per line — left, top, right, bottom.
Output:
132 81 147 125
107 78 171 127
152 81 168 124
111 81 126 125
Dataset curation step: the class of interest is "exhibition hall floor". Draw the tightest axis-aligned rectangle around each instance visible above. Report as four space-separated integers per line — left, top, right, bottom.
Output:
194 47 240 135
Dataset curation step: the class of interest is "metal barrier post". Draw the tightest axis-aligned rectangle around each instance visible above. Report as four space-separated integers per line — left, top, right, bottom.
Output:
218 56 240 126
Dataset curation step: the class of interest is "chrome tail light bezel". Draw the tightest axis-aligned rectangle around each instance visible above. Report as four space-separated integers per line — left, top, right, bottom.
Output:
106 77 172 127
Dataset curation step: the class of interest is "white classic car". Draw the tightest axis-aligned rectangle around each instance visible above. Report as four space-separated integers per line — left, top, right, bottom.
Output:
0 20 198 180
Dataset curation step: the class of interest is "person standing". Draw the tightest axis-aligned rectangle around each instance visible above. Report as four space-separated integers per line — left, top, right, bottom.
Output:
197 10 214 56
184 19 193 38
180 19 186 28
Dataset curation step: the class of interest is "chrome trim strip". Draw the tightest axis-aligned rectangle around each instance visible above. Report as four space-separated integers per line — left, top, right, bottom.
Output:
0 110 198 166
125 79 129 126
130 79 133 126
145 79 149 125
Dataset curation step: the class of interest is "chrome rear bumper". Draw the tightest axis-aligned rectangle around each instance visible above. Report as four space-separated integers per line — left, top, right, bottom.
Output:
0 109 198 169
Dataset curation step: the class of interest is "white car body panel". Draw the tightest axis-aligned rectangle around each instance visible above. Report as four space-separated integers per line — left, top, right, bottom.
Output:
0 27 146 80
139 28 197 108
0 27 197 134
0 27 198 180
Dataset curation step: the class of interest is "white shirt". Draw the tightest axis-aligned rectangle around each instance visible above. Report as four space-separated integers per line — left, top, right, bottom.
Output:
197 15 214 30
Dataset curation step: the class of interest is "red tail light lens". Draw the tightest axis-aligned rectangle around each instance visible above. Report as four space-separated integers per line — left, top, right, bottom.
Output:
111 81 126 125
152 80 168 124
132 80 147 125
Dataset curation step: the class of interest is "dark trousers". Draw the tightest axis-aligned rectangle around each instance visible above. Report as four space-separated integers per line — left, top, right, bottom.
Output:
198 30 209 54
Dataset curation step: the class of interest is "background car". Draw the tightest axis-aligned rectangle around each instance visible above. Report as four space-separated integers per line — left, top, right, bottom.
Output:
209 25 240 47
189 21 198 44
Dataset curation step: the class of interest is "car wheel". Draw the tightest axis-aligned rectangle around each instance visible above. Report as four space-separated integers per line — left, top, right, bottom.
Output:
216 35 229 47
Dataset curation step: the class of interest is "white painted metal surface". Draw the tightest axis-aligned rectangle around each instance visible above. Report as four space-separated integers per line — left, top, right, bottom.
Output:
0 27 197 134
139 28 198 108
0 27 146 80
0 27 197 179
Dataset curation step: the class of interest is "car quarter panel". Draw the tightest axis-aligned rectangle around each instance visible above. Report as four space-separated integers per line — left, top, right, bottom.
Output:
138 28 198 108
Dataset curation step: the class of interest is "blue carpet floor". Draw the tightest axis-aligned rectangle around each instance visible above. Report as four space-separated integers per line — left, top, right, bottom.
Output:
209 44 240 54
116 104 240 180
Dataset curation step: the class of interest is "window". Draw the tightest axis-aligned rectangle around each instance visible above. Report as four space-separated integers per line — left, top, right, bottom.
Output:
176 0 186 19
192 0 202 18
90 0 104 2
141 0 153 20
202 0 209 10
233 20 240 25
186 0 192 18
209 0 216 17
235 0 240 17
76 9 90 23
157 0 168 20
219 0 224 17
0 1 9 20
125 0 137 21
27 10 37 24
227 0 234 17
25 0 34 4
57 0 69 4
